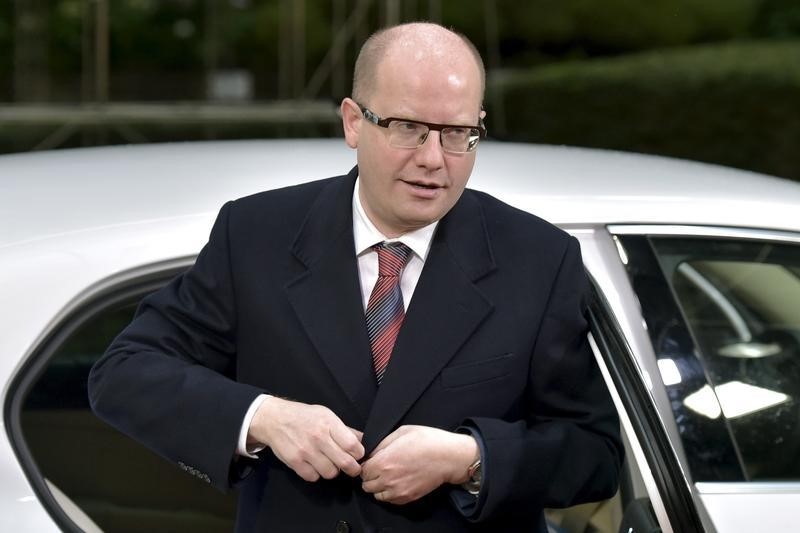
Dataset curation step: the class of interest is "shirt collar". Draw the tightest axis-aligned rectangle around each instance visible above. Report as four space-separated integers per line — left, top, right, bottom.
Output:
353 177 438 261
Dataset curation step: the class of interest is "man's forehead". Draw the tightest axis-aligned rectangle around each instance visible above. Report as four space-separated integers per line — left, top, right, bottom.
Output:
384 29 469 64
379 41 480 86
376 52 481 99
355 23 484 112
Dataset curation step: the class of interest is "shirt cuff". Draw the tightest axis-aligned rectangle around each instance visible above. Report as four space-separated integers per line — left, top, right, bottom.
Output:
236 394 270 458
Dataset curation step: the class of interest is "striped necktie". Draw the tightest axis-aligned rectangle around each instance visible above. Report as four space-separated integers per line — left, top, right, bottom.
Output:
365 242 412 384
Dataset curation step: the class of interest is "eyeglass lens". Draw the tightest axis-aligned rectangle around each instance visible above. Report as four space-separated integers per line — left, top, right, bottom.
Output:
386 120 480 153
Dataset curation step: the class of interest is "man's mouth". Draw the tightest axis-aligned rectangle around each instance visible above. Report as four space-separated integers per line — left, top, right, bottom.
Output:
403 180 441 190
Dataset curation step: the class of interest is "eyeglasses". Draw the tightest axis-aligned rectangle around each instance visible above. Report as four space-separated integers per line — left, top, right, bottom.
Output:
357 103 487 153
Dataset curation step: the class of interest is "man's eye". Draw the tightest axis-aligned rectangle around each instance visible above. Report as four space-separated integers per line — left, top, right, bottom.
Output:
395 121 424 132
443 127 470 139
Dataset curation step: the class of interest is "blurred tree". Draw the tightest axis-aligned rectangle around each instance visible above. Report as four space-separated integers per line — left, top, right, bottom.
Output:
13 0 50 101
494 40 800 181
111 0 203 69
109 0 204 99
2 0 800 183
477 0 761 65
0 2 12 100
47 0 82 100
754 0 800 37
15 0 794 103
11 0 800 103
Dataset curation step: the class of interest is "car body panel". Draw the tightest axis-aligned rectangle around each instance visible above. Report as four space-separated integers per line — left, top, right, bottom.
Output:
698 483 800 532
4 140 800 249
3 139 800 532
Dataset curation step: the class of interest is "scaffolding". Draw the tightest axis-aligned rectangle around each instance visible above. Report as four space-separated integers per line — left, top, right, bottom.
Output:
2 0 503 151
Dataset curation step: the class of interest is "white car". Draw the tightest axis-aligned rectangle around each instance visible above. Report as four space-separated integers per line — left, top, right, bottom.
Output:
2 140 799 533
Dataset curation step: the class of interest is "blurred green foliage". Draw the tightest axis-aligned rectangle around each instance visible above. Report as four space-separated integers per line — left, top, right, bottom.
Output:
49 0 82 76
1 0 800 181
0 2 12 97
754 0 800 37
447 0 763 64
493 40 800 181
4 0 799 99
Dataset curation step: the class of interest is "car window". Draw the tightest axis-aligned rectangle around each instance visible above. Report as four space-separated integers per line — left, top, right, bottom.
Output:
649 237 800 482
629 236 800 481
16 289 237 533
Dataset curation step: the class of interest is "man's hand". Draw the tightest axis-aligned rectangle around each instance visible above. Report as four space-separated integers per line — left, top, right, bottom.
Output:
248 396 364 482
361 425 479 505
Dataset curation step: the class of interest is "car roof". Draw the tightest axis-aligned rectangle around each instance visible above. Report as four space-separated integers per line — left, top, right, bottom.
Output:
2 139 800 248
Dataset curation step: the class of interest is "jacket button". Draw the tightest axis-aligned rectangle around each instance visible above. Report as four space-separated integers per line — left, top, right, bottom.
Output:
334 520 350 533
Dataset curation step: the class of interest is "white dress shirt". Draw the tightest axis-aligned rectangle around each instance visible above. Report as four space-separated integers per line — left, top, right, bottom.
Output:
237 177 438 457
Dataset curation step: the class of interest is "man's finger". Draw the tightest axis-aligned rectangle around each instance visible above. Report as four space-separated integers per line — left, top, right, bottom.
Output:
337 458 362 477
369 425 410 456
320 434 362 477
294 461 322 483
362 477 385 494
330 424 365 460
359 459 381 482
349 427 364 441
306 452 340 481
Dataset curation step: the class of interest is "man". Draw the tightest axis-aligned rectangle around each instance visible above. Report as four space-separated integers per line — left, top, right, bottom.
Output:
89 22 622 532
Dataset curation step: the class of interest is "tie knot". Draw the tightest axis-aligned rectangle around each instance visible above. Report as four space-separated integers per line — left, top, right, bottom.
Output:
374 242 411 277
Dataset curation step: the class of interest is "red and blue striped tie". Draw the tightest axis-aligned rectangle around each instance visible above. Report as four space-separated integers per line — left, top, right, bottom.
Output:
366 242 412 384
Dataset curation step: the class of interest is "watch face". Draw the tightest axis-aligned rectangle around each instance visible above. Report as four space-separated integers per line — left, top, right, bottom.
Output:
472 463 482 483
467 460 482 484
463 459 482 495
468 459 481 478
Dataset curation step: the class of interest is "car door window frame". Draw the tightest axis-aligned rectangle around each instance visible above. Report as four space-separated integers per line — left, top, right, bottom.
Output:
4 260 193 533
588 278 705 532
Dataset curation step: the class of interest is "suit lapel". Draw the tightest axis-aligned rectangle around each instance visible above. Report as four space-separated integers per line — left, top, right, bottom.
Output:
284 168 377 424
362 191 496 453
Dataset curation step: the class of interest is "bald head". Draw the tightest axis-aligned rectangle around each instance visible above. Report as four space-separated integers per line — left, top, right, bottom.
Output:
352 22 485 107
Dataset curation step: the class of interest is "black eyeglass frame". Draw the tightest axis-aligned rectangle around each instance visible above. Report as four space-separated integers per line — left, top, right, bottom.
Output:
356 103 487 152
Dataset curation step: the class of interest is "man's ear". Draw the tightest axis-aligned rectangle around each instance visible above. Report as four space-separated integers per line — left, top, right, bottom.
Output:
341 98 362 148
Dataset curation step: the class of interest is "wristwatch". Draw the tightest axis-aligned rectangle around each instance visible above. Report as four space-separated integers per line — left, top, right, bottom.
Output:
462 458 482 496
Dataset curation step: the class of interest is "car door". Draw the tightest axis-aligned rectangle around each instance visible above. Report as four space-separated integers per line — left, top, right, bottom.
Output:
5 261 239 533
572 226 706 533
611 226 800 533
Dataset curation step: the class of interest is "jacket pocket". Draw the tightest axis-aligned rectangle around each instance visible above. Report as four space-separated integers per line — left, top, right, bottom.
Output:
441 353 515 389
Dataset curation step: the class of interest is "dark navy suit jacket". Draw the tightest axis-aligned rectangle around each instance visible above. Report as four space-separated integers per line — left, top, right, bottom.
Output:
89 167 623 532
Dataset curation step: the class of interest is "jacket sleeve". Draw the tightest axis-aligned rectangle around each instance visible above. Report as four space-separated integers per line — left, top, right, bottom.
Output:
88 201 264 491
461 236 624 521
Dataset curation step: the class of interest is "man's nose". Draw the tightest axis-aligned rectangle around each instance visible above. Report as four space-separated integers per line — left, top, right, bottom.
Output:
414 130 445 169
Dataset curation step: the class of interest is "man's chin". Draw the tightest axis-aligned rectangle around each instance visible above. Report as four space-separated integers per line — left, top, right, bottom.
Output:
394 213 442 233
